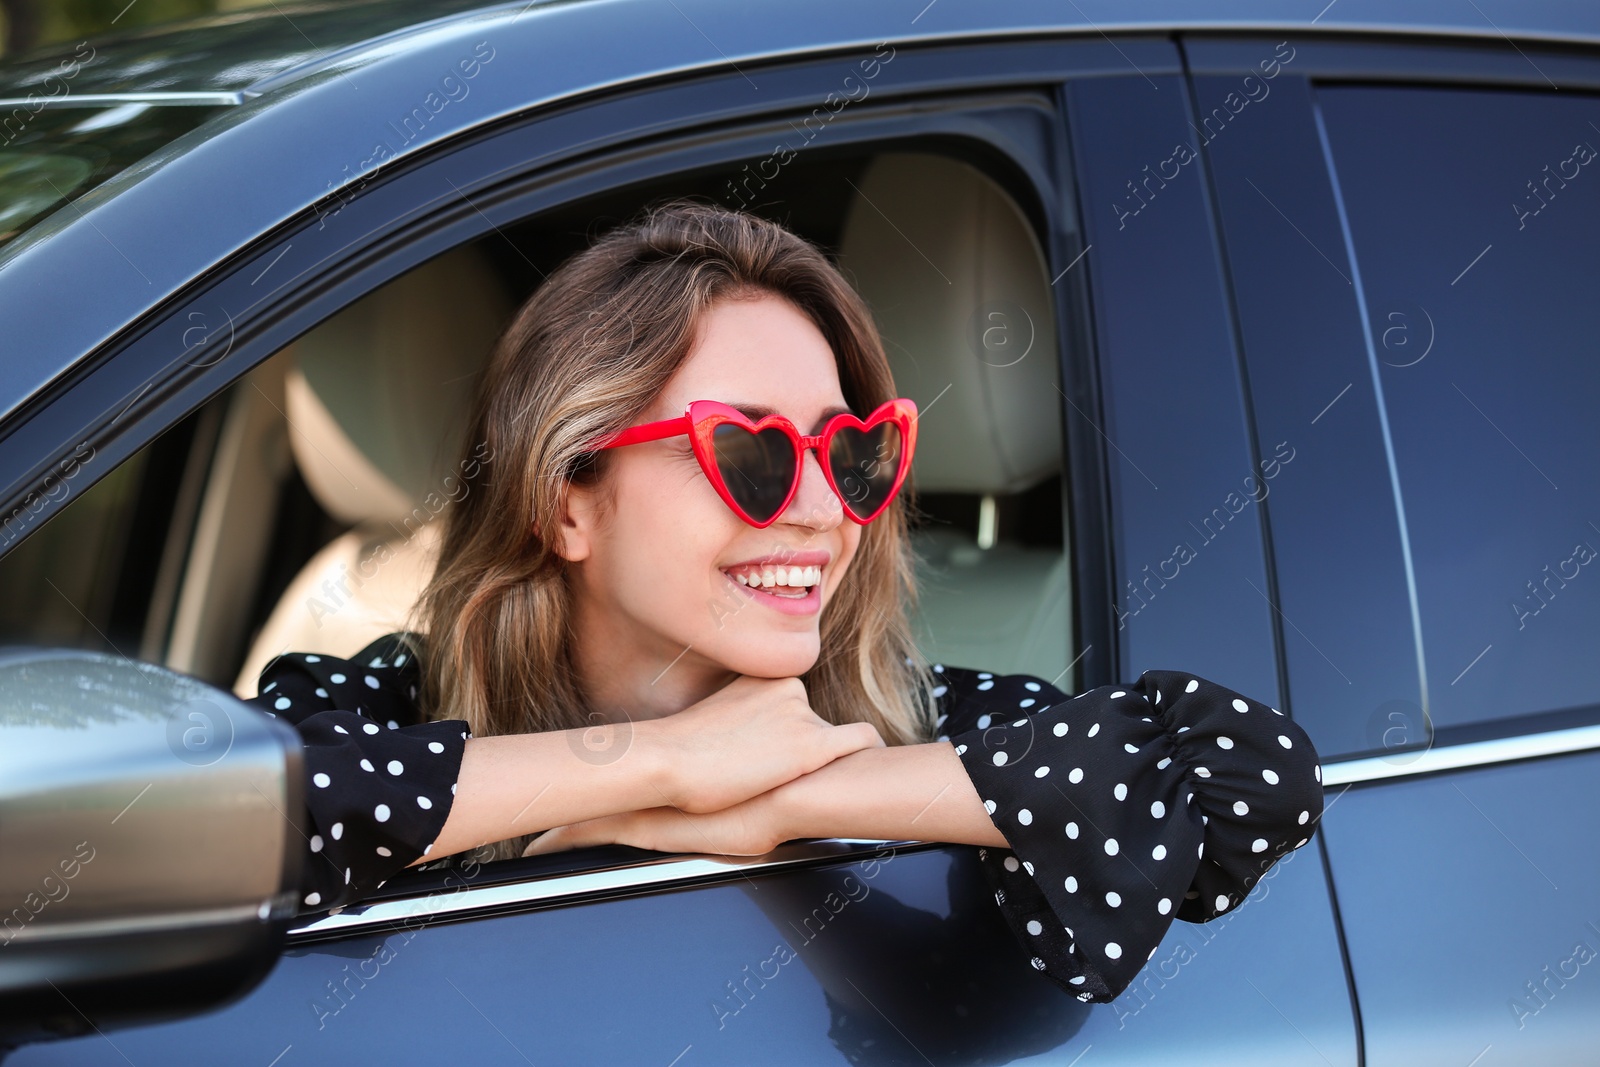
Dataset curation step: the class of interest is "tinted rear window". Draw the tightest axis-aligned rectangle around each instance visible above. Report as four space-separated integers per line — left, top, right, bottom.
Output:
1316 83 1600 737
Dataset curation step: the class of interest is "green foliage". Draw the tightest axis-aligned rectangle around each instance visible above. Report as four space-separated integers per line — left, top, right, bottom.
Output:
1 0 273 56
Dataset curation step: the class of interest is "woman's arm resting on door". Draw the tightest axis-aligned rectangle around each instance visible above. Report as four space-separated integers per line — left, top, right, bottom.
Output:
521 742 1006 857
415 727 671 865
766 742 1008 847
422 674 885 864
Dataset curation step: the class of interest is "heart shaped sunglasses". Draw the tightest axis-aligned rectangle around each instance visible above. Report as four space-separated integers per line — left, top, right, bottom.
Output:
583 397 918 527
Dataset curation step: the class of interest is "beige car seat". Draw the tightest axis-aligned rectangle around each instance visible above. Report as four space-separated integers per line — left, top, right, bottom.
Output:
836 153 1073 679
233 244 514 696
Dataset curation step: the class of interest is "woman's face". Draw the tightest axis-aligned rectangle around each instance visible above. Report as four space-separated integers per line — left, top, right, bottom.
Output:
560 291 864 701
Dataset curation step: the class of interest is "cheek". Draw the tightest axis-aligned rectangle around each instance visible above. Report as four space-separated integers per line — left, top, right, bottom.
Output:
828 523 865 598
598 457 743 606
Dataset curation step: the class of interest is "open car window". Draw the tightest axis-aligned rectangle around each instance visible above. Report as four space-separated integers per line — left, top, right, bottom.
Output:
0 137 1078 886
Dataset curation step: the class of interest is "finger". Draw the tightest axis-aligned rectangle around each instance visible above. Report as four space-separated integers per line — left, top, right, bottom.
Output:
521 828 567 856
832 720 886 753
522 824 594 856
803 722 882 769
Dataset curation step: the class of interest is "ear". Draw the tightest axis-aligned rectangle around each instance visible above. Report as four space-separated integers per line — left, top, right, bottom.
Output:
548 482 601 563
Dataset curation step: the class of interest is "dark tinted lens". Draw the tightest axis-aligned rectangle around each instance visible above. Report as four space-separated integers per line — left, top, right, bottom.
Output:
828 423 904 519
710 423 797 523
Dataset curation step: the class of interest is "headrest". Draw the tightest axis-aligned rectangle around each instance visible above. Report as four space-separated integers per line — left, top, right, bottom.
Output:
283 244 514 526
836 153 1062 495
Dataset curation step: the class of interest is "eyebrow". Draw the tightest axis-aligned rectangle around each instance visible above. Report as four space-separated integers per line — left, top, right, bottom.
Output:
727 403 854 434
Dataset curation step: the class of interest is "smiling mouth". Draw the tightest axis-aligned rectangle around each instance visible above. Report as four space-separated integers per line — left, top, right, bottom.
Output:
720 563 822 599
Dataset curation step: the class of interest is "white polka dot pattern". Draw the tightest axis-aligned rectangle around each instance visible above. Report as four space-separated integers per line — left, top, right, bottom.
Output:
244 633 468 916
942 665 1325 1004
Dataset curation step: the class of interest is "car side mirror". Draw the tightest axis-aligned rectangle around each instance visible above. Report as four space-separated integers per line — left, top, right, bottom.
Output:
0 648 304 1045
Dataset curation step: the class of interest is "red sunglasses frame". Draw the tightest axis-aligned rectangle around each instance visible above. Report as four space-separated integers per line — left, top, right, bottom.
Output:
584 397 918 528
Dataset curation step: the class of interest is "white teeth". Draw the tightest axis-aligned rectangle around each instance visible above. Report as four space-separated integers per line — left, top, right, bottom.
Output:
725 563 823 590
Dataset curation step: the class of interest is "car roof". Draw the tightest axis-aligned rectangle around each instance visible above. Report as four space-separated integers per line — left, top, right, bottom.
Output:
1 0 1597 424
1 0 1598 100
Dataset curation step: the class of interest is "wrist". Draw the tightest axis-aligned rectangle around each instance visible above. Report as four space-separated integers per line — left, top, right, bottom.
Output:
629 718 681 809
761 776 806 845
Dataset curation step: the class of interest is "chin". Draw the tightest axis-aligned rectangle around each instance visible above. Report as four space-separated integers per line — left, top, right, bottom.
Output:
713 633 821 679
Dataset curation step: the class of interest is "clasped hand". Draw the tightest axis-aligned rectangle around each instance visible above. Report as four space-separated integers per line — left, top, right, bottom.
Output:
523 675 883 858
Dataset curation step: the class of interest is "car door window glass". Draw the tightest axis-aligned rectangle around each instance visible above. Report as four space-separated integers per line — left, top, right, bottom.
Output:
1315 84 1600 735
0 143 1074 721
0 406 208 660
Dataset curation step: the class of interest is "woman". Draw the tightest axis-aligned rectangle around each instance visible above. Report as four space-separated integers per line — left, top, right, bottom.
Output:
246 199 1324 1004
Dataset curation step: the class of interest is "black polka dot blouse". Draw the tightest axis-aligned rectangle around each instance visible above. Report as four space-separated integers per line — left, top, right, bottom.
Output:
245 635 1324 1005
243 634 467 913
931 662 1324 1003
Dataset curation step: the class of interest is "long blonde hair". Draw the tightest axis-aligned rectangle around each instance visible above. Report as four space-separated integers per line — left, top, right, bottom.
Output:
416 199 939 859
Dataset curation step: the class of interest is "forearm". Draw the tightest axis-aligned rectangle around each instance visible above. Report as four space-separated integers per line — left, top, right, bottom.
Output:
413 728 667 864
768 741 1008 848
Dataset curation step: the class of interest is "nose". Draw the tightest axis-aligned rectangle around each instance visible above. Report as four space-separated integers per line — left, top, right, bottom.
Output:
779 446 844 531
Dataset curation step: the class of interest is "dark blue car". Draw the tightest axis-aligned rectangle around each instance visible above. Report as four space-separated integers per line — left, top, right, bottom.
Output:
1 2 1598 1063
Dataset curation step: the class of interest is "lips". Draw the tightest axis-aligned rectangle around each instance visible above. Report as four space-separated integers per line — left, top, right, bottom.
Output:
719 549 831 612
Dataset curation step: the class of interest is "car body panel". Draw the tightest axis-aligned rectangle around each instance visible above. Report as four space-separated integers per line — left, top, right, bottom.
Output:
1064 70 1282 704
11 836 1354 1065
1316 753 1600 1067
1187 62 1423 764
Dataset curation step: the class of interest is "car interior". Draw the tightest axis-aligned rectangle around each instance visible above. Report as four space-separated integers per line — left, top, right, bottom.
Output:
0 142 1076 786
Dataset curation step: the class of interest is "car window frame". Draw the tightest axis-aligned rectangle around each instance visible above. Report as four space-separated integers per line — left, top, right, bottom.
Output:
0 38 1131 933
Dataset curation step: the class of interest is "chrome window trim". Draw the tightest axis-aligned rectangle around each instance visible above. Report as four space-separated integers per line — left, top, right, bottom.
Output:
0 91 244 108
1320 721 1600 787
286 838 931 943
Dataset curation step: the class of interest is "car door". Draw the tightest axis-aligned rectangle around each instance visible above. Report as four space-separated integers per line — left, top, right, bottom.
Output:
1 33 1354 1066
1192 32 1600 1067
1059 53 1359 1064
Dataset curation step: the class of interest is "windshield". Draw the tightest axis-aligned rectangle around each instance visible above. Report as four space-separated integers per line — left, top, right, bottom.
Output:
0 103 225 248
0 0 502 252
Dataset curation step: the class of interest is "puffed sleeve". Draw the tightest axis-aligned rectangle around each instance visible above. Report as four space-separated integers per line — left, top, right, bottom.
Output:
241 632 469 914
936 663 1324 1003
